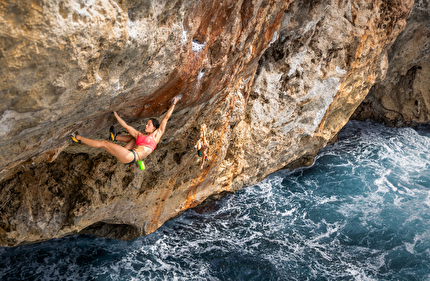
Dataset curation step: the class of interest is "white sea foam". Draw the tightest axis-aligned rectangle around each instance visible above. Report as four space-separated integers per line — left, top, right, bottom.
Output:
2 121 430 280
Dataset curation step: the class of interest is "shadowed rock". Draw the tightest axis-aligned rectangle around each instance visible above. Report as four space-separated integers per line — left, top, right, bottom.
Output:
0 0 414 246
352 0 430 126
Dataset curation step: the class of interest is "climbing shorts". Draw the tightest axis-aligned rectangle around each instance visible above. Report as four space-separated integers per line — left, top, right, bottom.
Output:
125 149 139 165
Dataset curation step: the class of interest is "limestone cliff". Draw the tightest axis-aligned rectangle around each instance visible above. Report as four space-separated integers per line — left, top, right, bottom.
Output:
0 0 413 246
352 0 430 126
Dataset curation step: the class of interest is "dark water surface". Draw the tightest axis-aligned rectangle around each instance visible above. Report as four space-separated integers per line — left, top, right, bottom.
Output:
1 120 430 280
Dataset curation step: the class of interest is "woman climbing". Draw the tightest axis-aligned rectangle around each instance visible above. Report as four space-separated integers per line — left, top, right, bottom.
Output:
196 123 209 169
70 96 179 165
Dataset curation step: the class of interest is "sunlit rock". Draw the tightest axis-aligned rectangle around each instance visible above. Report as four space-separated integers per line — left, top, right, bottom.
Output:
0 0 413 246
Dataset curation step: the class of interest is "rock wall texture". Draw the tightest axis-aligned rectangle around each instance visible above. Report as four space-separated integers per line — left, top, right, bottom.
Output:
0 0 413 246
352 0 430 126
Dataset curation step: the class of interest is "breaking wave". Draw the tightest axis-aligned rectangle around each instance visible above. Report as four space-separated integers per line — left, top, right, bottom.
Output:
1 120 429 280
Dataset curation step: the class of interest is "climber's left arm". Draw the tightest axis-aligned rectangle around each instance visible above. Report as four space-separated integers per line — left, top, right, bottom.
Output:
155 97 177 139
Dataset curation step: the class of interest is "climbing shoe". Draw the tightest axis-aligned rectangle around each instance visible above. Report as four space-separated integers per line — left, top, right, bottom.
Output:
109 125 116 141
70 132 81 143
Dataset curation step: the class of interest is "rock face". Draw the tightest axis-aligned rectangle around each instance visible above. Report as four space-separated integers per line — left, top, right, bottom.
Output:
0 0 413 246
352 0 430 126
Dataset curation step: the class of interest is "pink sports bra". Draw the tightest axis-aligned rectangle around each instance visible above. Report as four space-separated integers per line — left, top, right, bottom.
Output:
136 133 157 151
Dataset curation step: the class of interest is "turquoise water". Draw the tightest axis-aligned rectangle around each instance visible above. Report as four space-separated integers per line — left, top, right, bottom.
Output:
1 120 430 280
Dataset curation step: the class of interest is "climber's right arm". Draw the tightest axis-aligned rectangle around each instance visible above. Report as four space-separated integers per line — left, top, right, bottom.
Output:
114 112 140 139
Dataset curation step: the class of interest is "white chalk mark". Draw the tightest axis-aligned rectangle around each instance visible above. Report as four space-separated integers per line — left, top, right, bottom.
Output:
270 31 278 45
181 30 188 44
113 82 120 97
198 70 205 81
192 40 206 52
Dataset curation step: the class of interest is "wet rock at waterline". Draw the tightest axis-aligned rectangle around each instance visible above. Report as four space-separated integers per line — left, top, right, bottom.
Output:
0 0 414 246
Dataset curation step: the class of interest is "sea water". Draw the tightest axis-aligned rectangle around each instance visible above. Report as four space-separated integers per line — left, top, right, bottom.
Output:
1 120 429 280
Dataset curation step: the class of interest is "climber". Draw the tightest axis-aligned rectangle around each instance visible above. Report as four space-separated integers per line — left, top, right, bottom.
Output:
196 123 209 169
70 96 179 165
